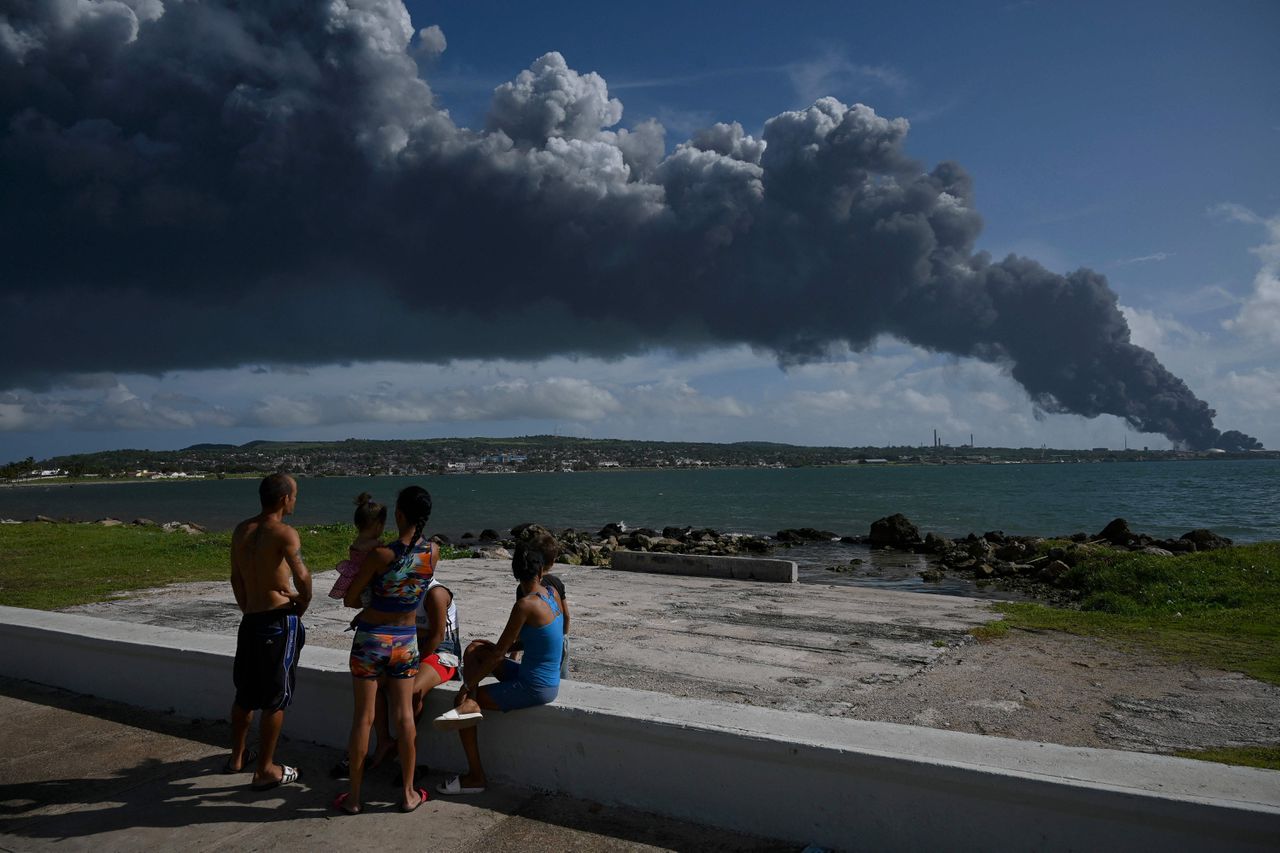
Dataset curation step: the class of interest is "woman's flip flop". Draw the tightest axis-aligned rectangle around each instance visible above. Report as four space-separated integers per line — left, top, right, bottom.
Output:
432 708 483 731
400 787 430 813
332 792 361 815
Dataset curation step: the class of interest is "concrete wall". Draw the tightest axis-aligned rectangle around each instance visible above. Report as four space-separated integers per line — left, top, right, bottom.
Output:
609 550 798 582
2 606 1278 852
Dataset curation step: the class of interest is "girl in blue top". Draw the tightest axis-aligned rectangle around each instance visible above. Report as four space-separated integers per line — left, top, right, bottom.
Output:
432 532 564 795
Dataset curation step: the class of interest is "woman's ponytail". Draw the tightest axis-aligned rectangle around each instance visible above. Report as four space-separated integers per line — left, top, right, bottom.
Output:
396 485 433 546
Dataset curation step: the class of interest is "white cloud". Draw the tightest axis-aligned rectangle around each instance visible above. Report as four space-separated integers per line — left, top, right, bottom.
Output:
414 24 446 58
651 105 718 139
788 389 866 415
1163 283 1241 315
248 377 622 429
0 383 234 432
627 379 749 418
1116 251 1171 265
1120 305 1204 353
1221 368 1280 413
1215 204 1280 347
786 49 907 105
208 371 752 432
898 388 951 417
0 400 36 430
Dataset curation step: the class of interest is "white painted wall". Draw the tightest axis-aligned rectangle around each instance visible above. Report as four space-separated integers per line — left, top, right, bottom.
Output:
2 606 1277 852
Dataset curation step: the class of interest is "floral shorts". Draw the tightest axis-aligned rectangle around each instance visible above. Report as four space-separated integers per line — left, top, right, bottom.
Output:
349 622 420 679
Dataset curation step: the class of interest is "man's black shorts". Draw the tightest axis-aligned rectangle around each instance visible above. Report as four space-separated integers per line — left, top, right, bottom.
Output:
233 607 305 711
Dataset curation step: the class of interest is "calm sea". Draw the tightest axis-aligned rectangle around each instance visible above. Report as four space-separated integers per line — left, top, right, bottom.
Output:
3 459 1276 542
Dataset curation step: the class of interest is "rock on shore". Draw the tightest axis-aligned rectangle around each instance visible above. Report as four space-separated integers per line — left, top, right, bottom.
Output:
854 515 1239 599
455 512 1241 608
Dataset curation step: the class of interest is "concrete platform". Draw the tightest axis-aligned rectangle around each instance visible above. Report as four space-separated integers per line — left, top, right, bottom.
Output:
64 557 995 715
0 677 791 853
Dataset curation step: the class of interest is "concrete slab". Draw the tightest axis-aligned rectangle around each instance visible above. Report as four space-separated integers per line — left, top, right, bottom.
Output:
609 551 798 582
0 677 792 853
63 557 995 715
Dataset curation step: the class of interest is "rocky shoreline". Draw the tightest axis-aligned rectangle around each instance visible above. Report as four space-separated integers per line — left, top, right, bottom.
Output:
440 514 1238 606
5 512 1240 606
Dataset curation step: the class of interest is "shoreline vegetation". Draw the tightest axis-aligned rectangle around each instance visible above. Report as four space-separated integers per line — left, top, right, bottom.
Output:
1 517 1276 769
3 435 1276 485
0 521 474 611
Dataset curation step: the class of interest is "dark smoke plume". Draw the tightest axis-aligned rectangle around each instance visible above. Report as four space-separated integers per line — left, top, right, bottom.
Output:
0 1 1257 450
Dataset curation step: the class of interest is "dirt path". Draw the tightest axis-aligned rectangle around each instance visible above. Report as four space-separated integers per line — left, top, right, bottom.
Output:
63 558 1280 755
851 630 1280 752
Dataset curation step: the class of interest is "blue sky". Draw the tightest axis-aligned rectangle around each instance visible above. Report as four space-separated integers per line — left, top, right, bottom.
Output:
2 0 1278 459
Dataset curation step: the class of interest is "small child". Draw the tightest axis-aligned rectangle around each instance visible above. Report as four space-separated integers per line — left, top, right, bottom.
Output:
328 492 387 602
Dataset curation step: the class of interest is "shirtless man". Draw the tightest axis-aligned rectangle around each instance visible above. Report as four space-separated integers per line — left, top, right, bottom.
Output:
226 472 312 790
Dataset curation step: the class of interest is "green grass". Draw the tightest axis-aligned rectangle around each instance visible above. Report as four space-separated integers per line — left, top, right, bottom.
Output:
975 542 1280 684
1174 746 1280 771
0 523 473 610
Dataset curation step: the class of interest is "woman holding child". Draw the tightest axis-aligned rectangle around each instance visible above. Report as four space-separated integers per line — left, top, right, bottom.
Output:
334 485 438 814
432 532 565 795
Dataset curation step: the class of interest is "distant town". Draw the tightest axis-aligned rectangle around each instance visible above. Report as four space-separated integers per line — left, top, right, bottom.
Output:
1 435 1275 483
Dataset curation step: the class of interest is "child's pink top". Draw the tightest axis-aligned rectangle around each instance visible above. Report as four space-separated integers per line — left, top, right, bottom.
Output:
328 543 377 599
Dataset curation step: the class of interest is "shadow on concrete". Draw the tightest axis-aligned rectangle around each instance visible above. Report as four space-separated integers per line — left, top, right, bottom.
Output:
0 677 793 851
0 673 230 748
0 676 406 839
496 793 796 853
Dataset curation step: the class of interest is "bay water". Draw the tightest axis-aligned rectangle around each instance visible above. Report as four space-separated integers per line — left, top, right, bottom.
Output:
4 460 1275 600
3 460 1276 540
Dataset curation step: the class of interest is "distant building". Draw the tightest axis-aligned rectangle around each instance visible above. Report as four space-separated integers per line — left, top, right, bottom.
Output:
482 452 528 464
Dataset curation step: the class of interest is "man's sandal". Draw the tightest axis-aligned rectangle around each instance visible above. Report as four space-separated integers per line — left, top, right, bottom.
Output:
436 775 485 796
249 764 301 791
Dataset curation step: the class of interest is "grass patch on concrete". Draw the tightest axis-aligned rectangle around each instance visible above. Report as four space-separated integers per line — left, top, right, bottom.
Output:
1173 745 1280 771
969 620 1010 642
0 523 473 611
973 543 1280 684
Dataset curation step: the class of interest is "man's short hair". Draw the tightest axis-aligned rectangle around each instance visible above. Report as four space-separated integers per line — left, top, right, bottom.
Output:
259 472 294 508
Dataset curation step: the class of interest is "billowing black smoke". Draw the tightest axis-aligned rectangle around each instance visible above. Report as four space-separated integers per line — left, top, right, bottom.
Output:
0 0 1257 450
